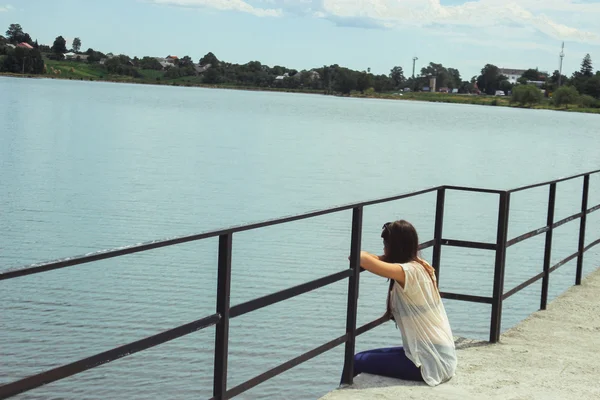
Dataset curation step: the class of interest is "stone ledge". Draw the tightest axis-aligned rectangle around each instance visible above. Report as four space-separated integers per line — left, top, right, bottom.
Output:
320 267 600 400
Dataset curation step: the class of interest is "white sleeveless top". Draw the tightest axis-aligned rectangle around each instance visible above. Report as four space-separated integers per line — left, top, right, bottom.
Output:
389 260 457 386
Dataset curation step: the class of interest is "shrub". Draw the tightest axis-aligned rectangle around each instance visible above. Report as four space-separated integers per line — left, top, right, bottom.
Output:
511 85 542 107
553 86 579 108
580 95 597 108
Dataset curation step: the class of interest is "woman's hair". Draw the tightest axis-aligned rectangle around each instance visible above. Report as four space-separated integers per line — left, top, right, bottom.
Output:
382 220 422 320
380 220 419 264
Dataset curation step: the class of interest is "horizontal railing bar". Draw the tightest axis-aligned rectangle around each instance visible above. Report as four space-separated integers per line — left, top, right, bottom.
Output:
444 185 505 194
503 271 545 300
2 170 598 282
418 239 435 250
440 292 493 304
552 212 583 230
507 226 549 247
230 270 351 318
220 335 348 399
587 203 600 215
356 315 390 336
548 251 579 274
0 186 442 281
508 169 600 194
441 239 496 251
507 208 592 248
0 314 220 400
584 238 600 253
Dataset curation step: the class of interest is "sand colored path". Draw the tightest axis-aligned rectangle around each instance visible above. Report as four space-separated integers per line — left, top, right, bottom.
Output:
320 267 600 400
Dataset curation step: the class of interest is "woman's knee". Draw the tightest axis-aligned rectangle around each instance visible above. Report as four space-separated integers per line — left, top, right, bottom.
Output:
353 352 368 375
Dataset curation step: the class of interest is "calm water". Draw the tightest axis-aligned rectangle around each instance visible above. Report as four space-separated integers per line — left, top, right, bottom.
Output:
1 77 599 399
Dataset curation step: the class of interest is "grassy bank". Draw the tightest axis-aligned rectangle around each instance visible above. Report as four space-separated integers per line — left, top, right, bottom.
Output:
3 60 599 114
352 91 600 114
30 60 322 94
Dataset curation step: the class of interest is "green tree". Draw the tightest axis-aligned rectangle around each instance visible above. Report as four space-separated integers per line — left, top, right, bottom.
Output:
5 23 28 44
580 95 597 108
581 54 593 77
389 66 405 89
178 55 194 68
72 37 81 53
548 70 568 92
582 76 600 98
199 52 220 67
511 84 542 106
139 56 163 70
421 62 451 88
458 80 474 94
84 48 104 63
270 65 285 76
447 68 461 89
553 86 579 108
373 74 393 92
333 68 357 94
356 72 372 93
51 36 67 54
202 67 222 84
0 47 45 74
104 56 141 78
498 80 513 94
522 68 542 81
477 64 507 95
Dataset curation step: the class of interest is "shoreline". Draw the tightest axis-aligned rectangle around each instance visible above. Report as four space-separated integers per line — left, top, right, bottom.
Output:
2 73 599 115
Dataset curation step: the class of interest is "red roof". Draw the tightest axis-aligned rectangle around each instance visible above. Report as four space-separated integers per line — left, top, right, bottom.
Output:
17 42 34 49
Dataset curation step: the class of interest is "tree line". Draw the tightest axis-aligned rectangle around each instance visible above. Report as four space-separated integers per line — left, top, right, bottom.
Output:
1 23 599 103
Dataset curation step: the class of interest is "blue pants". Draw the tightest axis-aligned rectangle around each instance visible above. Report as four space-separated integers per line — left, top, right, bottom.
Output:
343 346 424 383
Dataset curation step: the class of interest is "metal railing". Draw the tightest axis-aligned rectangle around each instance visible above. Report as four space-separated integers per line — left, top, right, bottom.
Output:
1 169 599 399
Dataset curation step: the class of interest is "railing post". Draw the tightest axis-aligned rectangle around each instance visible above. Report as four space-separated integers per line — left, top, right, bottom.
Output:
576 175 589 285
341 207 363 385
432 188 446 283
214 233 233 400
490 191 510 343
541 183 556 310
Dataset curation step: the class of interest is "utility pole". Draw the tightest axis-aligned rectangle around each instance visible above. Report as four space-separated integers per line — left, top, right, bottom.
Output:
558 42 565 87
412 57 418 78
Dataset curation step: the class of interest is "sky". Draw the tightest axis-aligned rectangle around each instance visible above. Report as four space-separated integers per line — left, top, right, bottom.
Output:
1 0 600 79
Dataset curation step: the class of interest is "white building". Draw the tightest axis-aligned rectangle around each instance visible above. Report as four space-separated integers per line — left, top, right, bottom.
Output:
499 69 527 84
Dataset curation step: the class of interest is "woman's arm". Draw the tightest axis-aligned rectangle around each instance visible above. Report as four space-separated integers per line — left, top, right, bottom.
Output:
359 251 406 287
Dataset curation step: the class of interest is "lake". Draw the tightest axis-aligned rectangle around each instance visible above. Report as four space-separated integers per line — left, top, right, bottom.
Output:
1 77 599 399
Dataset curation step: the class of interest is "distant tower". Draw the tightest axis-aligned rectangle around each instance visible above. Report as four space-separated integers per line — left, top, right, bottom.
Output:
558 42 565 87
412 57 418 78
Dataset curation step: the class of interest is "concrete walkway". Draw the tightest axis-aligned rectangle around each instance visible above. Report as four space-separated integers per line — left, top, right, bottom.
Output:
320 267 600 400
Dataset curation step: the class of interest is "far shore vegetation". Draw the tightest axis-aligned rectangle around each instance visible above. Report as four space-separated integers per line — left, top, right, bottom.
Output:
2 23 600 114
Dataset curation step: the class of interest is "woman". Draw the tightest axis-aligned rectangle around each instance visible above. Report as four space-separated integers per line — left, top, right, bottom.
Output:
350 220 457 386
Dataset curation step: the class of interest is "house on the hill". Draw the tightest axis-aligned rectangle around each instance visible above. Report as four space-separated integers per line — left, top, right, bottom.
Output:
194 63 211 74
498 68 527 84
17 42 34 49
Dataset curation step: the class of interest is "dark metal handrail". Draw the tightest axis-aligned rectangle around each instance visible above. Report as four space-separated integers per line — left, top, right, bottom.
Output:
1 169 599 400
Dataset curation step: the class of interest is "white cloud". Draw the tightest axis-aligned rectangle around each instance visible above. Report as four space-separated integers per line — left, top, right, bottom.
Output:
149 0 600 45
148 0 282 17
0 4 14 12
314 0 600 44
